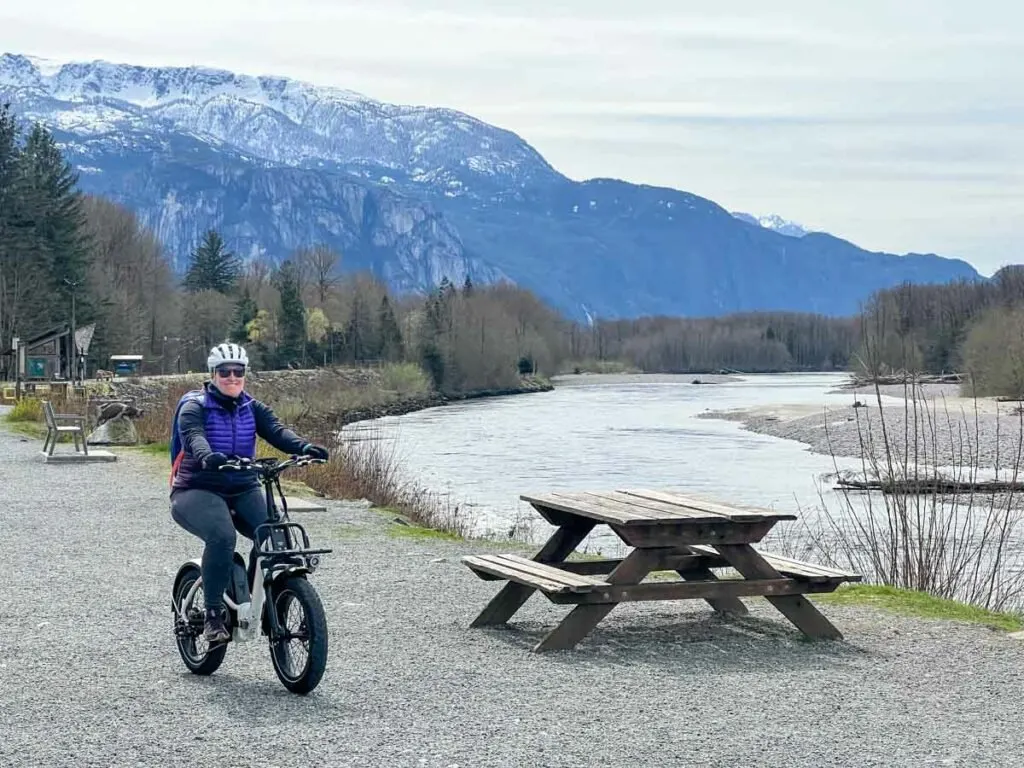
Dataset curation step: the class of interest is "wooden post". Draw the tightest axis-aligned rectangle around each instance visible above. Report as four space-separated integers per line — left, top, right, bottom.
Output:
13 337 21 401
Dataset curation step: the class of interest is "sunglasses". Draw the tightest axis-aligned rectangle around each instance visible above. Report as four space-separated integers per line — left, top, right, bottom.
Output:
215 366 246 379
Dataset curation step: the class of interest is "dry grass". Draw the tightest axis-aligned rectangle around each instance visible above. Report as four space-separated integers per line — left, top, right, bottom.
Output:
771 376 1024 614
130 366 464 537
135 381 197 445
246 364 431 432
261 421 471 537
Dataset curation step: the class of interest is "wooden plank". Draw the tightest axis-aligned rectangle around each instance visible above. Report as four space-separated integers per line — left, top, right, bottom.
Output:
521 493 641 525
756 552 861 581
582 490 731 522
552 492 690 525
687 545 861 582
463 556 572 593
463 555 597 591
615 520 779 548
547 578 840 604
488 554 606 590
550 492 657 522
469 520 595 627
559 553 715 576
617 489 796 522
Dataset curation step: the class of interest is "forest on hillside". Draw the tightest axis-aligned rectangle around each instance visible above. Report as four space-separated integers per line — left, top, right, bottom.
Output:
1 103 1020 395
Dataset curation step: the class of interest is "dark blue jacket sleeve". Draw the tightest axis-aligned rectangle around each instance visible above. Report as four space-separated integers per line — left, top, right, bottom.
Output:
252 400 308 455
178 400 213 460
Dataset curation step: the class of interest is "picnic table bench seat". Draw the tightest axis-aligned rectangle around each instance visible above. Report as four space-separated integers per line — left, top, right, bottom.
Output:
464 548 861 589
462 554 607 594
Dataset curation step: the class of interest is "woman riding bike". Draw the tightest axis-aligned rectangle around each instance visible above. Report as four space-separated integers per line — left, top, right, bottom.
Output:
170 343 329 643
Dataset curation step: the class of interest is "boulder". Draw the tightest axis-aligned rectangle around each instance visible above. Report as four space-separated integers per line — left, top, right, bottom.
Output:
87 415 139 446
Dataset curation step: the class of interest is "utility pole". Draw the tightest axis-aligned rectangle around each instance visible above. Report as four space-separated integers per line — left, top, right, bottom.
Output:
64 278 79 383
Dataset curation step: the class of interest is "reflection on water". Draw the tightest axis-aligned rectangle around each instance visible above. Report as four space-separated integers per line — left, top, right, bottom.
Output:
344 372 872 542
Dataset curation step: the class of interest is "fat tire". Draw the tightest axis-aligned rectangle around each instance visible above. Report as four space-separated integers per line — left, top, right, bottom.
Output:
173 564 227 676
267 575 328 694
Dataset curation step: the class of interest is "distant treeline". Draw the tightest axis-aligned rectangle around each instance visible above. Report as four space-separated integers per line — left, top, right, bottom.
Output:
2 103 1021 395
856 268 1024 396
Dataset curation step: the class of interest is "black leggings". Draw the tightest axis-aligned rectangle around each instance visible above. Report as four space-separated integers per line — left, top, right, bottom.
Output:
171 487 269 611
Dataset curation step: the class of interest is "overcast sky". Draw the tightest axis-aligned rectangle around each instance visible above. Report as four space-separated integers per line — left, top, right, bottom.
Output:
2 1 1021 275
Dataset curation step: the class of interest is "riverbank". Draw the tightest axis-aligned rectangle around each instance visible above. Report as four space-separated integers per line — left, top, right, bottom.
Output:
698 381 1021 469
1 423 1023 766
109 366 552 434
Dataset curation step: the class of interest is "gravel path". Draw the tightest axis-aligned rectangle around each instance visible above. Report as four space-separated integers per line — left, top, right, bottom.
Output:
2 424 1024 766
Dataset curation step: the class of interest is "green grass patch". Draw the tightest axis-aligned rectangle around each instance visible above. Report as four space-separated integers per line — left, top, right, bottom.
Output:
386 522 464 542
818 584 1023 631
136 441 169 457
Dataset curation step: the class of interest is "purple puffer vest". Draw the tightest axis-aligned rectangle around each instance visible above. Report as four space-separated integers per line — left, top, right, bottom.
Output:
172 387 257 492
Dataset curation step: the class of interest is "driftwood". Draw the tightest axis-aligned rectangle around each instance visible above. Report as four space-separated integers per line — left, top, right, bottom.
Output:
836 478 1024 495
846 372 963 388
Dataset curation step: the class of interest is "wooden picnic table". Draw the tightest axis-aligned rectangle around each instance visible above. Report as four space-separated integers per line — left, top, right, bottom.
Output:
462 489 861 652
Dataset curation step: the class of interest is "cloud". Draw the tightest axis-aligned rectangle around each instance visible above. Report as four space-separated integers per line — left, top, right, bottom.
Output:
0 0 1021 273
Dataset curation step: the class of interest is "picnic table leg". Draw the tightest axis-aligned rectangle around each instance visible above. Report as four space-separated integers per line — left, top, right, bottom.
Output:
714 544 843 640
469 520 595 628
533 547 661 652
676 563 749 616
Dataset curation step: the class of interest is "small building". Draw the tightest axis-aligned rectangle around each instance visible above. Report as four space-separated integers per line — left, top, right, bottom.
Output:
109 354 144 377
0 325 74 381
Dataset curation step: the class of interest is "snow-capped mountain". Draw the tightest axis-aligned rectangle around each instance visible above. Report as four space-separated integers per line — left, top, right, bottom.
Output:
732 212 811 238
0 53 557 198
0 52 981 319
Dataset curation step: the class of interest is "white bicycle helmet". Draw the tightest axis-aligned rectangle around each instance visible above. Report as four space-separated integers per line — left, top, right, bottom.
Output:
207 342 249 373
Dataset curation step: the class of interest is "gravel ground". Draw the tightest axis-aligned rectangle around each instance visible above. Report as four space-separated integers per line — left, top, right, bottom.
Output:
2 424 1024 767
703 384 1024 469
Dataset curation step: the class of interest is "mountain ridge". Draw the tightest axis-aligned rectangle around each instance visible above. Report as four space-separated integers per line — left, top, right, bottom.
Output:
0 52 982 320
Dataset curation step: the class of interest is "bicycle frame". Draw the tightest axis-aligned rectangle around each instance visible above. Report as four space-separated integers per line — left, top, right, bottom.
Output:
173 456 332 644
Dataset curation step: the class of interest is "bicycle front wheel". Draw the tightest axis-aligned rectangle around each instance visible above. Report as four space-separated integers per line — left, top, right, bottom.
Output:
267 575 328 694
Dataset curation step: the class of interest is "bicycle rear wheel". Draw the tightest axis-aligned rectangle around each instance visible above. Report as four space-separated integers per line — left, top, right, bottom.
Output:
173 564 227 676
267 575 328 694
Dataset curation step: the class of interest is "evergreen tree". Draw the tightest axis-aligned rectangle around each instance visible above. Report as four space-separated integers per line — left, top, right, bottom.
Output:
274 260 305 366
343 292 377 362
377 294 403 361
230 286 258 343
0 103 25 349
183 230 240 294
21 124 91 296
0 118 94 360
462 275 473 296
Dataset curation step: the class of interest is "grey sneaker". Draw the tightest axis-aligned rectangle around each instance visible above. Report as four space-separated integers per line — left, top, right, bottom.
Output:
204 607 230 644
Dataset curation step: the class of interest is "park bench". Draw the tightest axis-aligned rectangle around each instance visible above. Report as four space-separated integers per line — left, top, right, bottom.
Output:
462 489 861 652
41 400 88 456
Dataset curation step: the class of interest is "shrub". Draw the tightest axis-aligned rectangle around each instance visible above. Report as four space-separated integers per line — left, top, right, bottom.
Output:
6 397 43 422
781 378 1024 613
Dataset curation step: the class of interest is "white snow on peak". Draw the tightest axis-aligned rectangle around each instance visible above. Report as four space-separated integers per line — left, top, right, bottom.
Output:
731 211 811 238
0 51 558 186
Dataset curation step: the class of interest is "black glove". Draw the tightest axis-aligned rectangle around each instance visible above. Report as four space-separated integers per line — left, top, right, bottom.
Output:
301 443 329 461
202 452 229 470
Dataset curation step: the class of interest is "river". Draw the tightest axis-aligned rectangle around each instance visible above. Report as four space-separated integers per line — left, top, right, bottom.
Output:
345 371 879 545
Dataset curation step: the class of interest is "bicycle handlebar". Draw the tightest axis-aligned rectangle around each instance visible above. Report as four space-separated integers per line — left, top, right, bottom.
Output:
217 455 326 477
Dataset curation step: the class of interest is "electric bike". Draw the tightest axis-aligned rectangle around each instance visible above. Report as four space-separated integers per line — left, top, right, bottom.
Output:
171 455 332 694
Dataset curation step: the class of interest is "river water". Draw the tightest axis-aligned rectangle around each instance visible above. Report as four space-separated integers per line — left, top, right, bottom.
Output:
345 372 878 545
